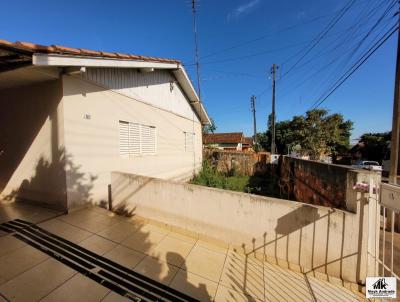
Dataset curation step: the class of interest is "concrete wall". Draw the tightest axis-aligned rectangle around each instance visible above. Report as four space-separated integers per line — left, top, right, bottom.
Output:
0 79 67 211
62 74 202 208
111 171 381 285
280 156 381 212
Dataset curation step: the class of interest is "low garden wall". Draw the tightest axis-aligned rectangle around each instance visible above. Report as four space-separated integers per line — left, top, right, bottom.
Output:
111 171 380 285
280 156 381 213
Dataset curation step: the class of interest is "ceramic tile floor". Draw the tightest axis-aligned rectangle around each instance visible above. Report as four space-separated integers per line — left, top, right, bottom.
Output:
0 202 366 302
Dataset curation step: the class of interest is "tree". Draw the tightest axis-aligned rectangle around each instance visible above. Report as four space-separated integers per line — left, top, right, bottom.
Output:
256 109 353 159
352 132 391 163
203 117 217 134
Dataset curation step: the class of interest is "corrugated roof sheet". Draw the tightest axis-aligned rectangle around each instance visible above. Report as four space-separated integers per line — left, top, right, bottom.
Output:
0 39 180 64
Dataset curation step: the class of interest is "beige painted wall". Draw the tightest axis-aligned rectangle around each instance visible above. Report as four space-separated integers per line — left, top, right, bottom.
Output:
62 74 203 208
111 171 381 285
0 79 67 211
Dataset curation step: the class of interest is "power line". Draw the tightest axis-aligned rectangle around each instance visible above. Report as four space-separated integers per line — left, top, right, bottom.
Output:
310 23 399 109
185 0 371 64
278 5 397 101
312 0 397 93
278 0 389 83
280 0 357 79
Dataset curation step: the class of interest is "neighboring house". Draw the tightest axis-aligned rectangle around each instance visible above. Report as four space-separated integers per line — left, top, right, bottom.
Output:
242 137 253 151
0 40 210 211
203 132 252 151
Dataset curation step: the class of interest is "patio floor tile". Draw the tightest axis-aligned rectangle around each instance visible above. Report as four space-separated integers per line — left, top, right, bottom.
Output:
39 218 92 243
103 244 146 268
170 269 218 302
40 273 110 302
97 221 140 243
0 235 26 257
219 249 265 301
0 244 48 285
0 258 75 302
214 284 262 302
121 227 166 254
0 204 368 301
150 235 195 267
307 275 364 302
134 255 179 285
78 234 117 255
183 244 226 282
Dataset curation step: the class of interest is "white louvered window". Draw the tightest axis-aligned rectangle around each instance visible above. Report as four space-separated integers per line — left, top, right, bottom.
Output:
119 121 129 156
119 120 157 157
184 132 195 152
129 123 141 155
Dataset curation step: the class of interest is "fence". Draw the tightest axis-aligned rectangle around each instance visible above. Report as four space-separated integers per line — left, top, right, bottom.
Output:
367 182 400 295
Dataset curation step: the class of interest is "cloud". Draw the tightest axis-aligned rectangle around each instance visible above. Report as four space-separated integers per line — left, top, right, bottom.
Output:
227 0 261 20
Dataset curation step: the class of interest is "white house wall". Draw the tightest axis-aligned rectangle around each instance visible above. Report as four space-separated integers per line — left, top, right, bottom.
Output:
62 75 202 208
84 68 200 123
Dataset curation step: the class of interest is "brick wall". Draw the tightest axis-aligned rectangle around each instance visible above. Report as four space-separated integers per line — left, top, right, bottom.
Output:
280 156 380 211
203 149 270 176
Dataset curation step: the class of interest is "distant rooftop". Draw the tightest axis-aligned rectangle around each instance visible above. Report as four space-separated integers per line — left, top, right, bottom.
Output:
203 132 244 144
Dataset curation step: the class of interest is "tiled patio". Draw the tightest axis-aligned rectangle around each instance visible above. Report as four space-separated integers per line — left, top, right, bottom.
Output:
0 202 366 301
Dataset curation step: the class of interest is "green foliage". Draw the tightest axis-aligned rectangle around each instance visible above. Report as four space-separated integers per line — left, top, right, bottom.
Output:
354 131 391 163
202 117 217 134
191 161 250 192
256 109 353 159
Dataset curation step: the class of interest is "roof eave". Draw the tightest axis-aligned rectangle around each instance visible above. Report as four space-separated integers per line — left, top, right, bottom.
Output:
32 53 211 125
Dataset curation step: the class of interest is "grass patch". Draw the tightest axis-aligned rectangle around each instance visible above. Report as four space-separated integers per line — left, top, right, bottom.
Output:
191 161 280 197
191 161 250 192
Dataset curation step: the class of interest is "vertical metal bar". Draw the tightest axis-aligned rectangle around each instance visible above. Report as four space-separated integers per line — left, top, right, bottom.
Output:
391 210 395 275
382 207 386 276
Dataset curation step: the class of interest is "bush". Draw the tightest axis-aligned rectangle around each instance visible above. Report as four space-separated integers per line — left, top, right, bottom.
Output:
191 161 250 192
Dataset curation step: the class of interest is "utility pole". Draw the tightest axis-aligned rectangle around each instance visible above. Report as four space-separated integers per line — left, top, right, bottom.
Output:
191 0 202 100
270 64 278 154
388 6 400 233
251 95 257 147
389 8 400 184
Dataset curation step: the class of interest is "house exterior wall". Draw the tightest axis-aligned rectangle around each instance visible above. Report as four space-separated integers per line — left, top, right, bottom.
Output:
0 79 67 211
83 68 199 123
62 74 202 208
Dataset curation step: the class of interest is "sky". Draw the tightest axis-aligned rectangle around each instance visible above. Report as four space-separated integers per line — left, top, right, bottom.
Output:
0 0 397 142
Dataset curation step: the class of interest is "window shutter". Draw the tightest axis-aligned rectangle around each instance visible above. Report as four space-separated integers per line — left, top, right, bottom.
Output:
129 123 141 155
119 120 156 157
141 125 156 154
119 121 129 156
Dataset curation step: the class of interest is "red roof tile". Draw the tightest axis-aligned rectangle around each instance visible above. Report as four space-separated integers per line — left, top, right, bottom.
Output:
203 132 244 144
0 39 181 64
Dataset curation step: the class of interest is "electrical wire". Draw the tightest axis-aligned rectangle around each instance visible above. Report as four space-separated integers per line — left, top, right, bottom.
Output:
310 23 398 109
279 0 357 80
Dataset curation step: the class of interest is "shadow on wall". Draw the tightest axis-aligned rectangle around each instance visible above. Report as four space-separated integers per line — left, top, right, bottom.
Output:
5 148 97 212
230 201 367 292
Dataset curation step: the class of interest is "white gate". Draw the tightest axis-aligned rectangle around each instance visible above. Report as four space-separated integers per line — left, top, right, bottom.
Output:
367 182 400 300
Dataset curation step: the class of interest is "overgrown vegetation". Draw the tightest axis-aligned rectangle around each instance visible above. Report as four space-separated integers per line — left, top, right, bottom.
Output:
191 161 250 192
191 161 279 197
